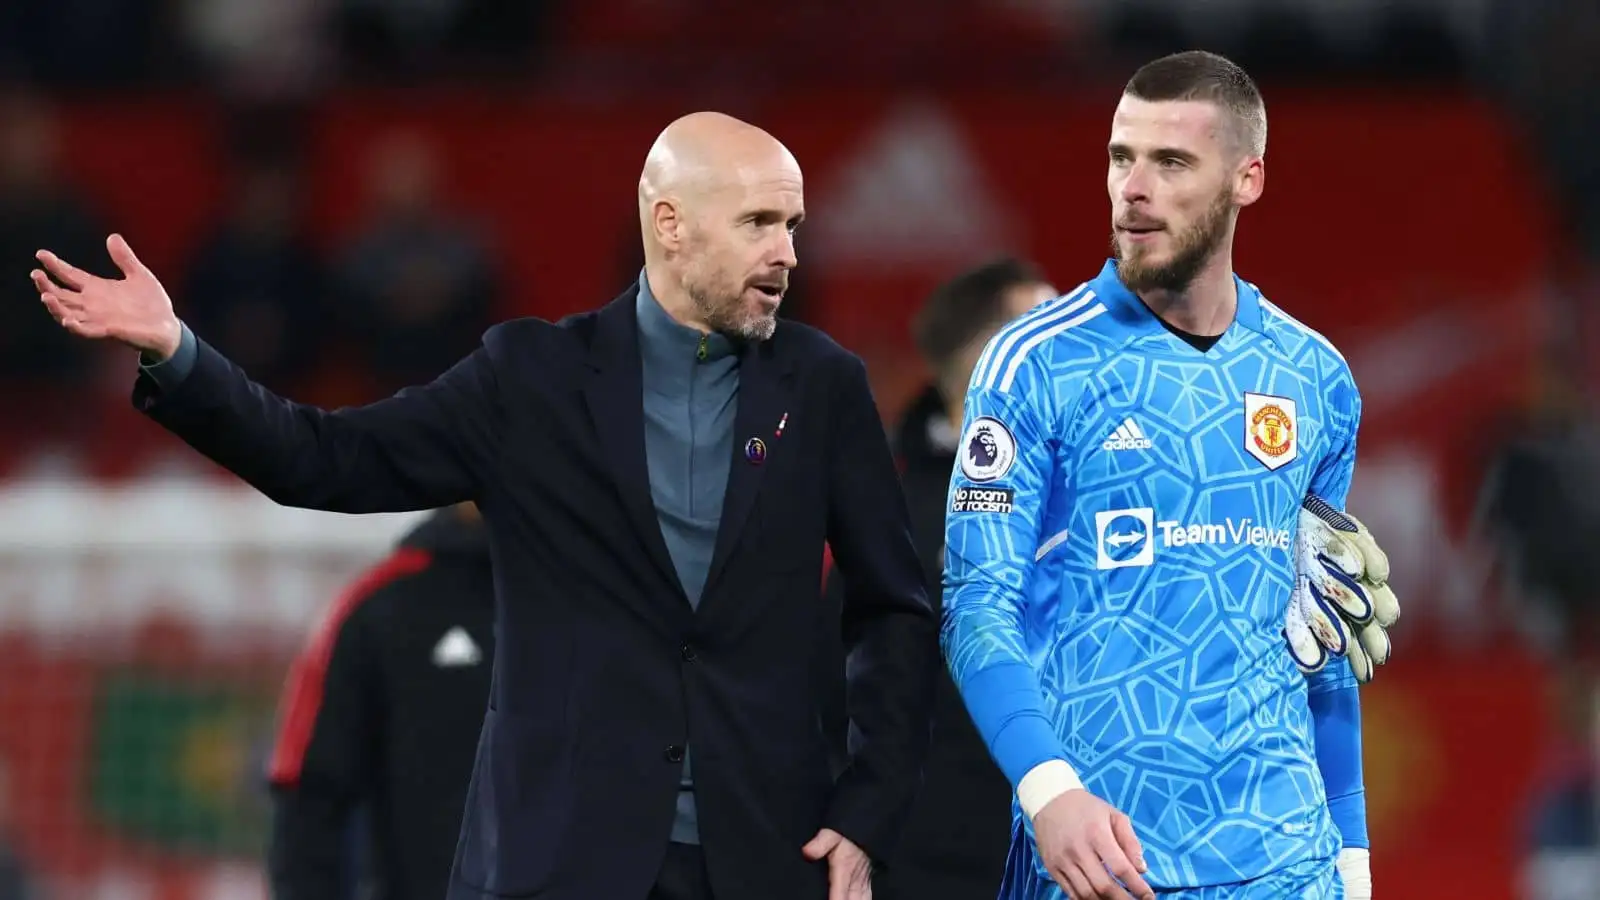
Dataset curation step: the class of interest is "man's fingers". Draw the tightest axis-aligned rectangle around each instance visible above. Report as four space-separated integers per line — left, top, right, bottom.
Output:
1089 829 1151 899
35 250 92 291
1110 812 1147 872
40 293 66 324
38 281 102 337
106 233 145 279
844 862 871 900
1080 864 1136 899
1100 856 1151 900
41 293 81 327
38 286 84 315
31 268 65 295
32 270 85 307
801 828 840 861
1079 860 1132 899
824 853 858 900
1053 861 1095 900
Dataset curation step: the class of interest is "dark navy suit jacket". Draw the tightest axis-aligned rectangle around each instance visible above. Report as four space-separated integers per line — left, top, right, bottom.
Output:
133 285 937 900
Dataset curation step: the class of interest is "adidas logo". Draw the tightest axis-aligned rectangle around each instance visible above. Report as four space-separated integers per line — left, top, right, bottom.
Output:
808 101 1015 267
432 626 483 668
1102 418 1153 452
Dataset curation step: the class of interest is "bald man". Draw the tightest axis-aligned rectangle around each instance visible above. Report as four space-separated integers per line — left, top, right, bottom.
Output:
31 112 936 900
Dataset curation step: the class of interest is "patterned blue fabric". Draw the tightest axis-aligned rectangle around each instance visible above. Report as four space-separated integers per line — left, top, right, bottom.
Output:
998 816 1345 899
942 259 1360 893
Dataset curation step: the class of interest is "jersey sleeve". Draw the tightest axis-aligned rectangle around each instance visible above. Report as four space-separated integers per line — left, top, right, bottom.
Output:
1307 362 1361 510
266 582 389 899
941 348 1069 788
1305 363 1368 848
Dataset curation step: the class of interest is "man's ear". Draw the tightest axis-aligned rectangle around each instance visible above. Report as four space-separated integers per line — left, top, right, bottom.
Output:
653 198 684 250
1235 156 1264 208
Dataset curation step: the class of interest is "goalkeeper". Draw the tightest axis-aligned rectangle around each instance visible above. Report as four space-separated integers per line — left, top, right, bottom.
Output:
942 51 1398 900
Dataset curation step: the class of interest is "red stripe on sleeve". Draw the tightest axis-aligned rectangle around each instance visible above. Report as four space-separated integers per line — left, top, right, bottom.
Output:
266 547 433 786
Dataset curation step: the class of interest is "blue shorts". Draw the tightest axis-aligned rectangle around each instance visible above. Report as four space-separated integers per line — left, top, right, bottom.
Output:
999 846 1342 900
1150 855 1343 900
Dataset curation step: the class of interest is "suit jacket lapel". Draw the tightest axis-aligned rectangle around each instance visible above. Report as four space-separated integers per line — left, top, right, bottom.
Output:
702 337 794 605
582 292 687 603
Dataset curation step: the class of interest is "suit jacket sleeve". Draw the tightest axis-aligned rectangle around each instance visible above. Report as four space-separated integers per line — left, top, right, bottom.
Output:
132 328 504 513
822 355 937 864
817 562 850 775
266 581 387 900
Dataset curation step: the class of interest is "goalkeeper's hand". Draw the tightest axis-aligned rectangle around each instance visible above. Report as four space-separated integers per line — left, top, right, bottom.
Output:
1336 848 1371 899
1282 494 1401 683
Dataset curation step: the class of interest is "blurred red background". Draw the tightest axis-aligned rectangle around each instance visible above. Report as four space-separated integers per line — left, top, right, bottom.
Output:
2 3 1594 893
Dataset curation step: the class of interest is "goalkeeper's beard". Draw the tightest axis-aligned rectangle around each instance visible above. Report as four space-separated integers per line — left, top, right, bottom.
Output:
1113 186 1234 296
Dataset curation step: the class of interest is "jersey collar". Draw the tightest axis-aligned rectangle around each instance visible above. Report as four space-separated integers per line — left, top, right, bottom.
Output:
1092 258 1266 339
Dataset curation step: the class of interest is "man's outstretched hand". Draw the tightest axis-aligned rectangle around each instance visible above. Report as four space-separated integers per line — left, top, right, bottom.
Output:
32 234 182 361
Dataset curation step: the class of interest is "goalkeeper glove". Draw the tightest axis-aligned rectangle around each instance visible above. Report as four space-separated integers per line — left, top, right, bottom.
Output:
1283 494 1402 684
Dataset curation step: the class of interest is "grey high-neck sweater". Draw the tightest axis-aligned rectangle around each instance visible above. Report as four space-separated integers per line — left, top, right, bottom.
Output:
636 272 739 845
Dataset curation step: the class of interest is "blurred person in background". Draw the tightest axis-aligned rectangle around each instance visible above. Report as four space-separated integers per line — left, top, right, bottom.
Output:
1519 654 1600 900
823 257 1053 900
336 0 552 78
266 502 492 900
0 89 105 393
1476 367 1600 657
1474 370 1600 899
33 110 935 900
0 0 166 88
179 0 333 99
1484 0 1600 267
0 757 35 900
1482 0 1600 388
180 148 329 396
334 131 500 395
0 87 112 474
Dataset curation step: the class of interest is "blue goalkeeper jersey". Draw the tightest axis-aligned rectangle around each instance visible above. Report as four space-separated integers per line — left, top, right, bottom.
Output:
943 259 1361 890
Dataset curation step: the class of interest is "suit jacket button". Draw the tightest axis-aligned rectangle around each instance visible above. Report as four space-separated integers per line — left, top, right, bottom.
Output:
664 744 685 763
680 643 698 662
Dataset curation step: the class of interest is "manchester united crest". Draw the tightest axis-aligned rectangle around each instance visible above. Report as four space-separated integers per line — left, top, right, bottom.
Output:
1243 392 1297 471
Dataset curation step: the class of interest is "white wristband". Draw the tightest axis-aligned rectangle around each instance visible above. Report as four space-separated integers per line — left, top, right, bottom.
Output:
1017 759 1084 821
1336 847 1371 900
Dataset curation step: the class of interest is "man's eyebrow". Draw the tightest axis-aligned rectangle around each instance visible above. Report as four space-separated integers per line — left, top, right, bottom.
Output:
1109 142 1202 165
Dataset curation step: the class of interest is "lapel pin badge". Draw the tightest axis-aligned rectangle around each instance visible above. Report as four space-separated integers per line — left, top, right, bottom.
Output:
775 412 788 438
744 437 767 465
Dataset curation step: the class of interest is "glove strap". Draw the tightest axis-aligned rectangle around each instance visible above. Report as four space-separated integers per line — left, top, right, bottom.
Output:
1303 494 1358 532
